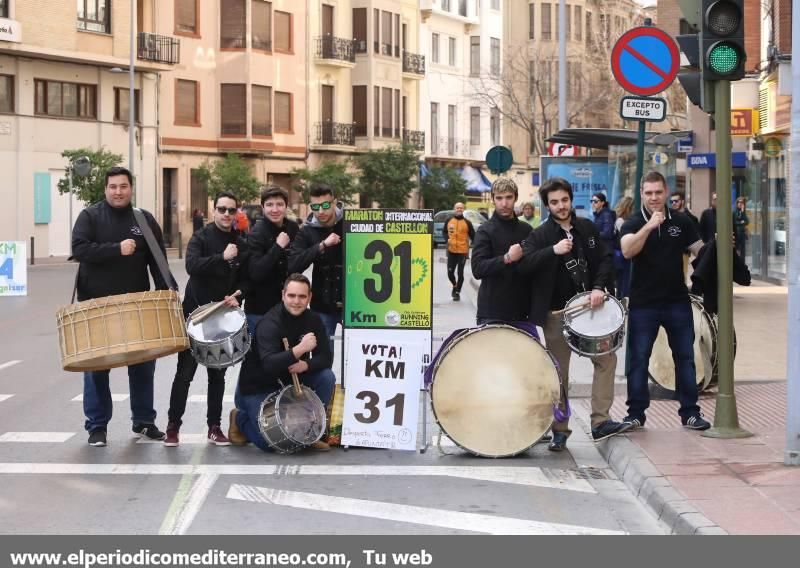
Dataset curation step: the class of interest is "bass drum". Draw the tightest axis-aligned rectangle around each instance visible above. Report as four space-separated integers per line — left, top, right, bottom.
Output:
430 324 560 458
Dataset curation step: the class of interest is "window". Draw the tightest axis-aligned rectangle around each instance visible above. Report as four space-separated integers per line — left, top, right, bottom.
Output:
442 0 451 11
175 79 199 125
432 33 440 63
586 12 592 46
490 38 500 76
190 169 209 218
529 3 535 40
458 0 467 17
114 88 141 123
221 0 246 48
353 8 367 53
394 14 400 57
252 0 272 51
34 80 96 119
470 107 480 146
353 85 367 136
381 11 392 56
274 91 292 133
374 9 380 53
447 105 456 155
381 87 392 137
490 107 500 146
430 102 439 151
394 89 400 138
374 86 380 136
77 0 110 33
470 36 480 75
541 3 551 41
175 0 199 36
448 37 456 66
575 6 582 41
491 0 500 10
566 5 571 40
0 75 13 114
274 11 292 51
220 84 246 135
252 85 272 136
0 0 7 18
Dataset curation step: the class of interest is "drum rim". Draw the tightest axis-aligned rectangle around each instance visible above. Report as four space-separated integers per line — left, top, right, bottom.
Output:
562 327 626 358
273 385 326 445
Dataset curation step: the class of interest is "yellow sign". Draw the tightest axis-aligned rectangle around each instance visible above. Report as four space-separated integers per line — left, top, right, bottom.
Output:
764 137 783 158
731 109 759 136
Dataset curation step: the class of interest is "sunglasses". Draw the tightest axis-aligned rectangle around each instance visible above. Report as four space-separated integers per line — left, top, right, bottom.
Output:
670 199 681 204
310 201 333 211
590 199 600 203
216 206 237 215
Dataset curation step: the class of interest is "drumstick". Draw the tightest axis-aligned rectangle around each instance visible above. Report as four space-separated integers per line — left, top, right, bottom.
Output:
192 290 241 324
553 294 609 316
282 337 303 396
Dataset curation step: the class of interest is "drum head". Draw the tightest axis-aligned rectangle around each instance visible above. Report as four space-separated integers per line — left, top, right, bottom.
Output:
431 325 559 457
276 386 327 444
187 305 246 342
565 293 625 336
648 300 715 391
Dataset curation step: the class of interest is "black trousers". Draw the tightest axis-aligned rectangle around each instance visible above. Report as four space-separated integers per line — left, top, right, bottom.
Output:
447 252 467 292
167 349 227 427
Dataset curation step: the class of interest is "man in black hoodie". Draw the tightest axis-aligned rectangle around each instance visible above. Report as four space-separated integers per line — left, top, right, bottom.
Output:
288 184 343 354
518 177 628 451
229 274 335 452
71 167 171 447
164 192 249 447
470 178 532 324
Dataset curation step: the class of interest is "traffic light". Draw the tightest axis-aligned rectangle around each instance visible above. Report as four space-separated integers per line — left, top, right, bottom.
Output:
701 0 746 81
675 1 714 112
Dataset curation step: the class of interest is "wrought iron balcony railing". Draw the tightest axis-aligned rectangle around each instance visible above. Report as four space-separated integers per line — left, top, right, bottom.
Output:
402 51 426 75
403 129 425 150
315 36 356 63
137 32 180 65
316 122 355 146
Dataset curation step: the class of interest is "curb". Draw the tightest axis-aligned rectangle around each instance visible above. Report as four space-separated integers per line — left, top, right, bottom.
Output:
572 406 727 535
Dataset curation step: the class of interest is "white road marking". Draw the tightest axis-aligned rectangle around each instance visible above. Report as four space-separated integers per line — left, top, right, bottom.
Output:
71 394 129 402
0 432 75 443
0 463 595 492
160 474 219 535
0 360 21 372
188 395 235 403
137 434 208 445
0 395 13 403
226 484 623 535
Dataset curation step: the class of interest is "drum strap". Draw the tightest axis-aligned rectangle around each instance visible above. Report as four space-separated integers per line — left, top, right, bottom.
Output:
561 253 589 293
132 208 179 292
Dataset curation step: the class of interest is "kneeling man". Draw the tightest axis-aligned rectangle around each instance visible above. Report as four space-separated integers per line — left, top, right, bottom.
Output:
230 273 335 451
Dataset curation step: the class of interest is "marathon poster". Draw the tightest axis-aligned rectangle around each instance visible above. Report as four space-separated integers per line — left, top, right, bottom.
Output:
540 158 619 218
0 241 27 297
343 209 433 330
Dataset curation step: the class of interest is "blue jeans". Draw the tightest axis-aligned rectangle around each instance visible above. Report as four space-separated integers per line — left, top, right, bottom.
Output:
626 301 701 421
236 368 336 452
83 360 157 432
317 311 342 356
246 313 263 336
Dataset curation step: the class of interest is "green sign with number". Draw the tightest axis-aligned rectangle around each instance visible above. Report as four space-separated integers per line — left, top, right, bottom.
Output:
343 209 433 329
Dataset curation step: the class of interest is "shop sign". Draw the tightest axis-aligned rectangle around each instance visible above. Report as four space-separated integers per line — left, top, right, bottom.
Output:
764 138 783 158
731 109 759 136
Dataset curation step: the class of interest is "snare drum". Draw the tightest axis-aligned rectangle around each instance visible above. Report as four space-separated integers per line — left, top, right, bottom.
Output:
562 292 627 357
186 303 251 369
257 385 327 454
430 324 560 458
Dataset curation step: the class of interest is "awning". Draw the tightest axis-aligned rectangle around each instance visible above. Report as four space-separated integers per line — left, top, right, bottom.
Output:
547 128 693 150
459 166 492 193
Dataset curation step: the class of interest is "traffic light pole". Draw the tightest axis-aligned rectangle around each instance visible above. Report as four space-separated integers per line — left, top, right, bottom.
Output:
702 80 752 439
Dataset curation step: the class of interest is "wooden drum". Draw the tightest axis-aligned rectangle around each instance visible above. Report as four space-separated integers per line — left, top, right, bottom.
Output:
56 290 189 372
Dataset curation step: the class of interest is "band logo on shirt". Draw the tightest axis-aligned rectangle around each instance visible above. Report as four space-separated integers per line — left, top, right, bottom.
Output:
667 226 681 238
131 226 143 236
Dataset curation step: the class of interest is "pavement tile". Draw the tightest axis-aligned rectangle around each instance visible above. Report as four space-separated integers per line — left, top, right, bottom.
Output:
757 487 800 514
656 463 732 476
727 462 800 485
667 474 750 494
671 484 765 502
692 501 800 535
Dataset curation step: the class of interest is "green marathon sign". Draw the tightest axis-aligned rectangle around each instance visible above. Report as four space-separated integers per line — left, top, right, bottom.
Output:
343 209 433 330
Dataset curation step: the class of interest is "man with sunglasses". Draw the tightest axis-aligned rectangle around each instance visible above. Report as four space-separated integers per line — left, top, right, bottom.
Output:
288 184 344 354
669 191 700 235
164 192 250 447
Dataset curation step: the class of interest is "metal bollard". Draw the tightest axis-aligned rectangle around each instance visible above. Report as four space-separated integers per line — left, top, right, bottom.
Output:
29 236 34 265
177 232 183 259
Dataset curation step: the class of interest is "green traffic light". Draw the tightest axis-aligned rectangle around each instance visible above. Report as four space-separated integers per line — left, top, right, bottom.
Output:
708 43 740 74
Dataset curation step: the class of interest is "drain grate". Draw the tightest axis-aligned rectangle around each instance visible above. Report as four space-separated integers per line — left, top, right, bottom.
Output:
569 467 610 480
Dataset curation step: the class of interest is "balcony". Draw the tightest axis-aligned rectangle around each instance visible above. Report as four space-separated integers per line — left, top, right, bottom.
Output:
316 122 355 146
403 129 425 151
137 33 180 65
315 36 356 67
402 51 426 78
430 136 472 158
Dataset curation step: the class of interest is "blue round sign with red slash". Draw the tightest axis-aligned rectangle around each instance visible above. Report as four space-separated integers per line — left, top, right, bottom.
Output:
611 27 679 96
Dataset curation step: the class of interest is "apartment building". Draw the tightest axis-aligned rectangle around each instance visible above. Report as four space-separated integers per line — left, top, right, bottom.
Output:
0 0 177 256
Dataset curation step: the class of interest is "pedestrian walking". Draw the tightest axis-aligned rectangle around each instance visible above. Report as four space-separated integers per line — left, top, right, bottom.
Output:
591 192 616 253
518 202 540 229
442 202 475 302
734 197 749 258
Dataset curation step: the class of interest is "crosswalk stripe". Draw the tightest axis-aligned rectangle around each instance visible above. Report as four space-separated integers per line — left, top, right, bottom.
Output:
0 395 13 403
71 394 129 402
226 484 623 535
188 395 235 403
137 434 208 445
0 360 21 372
0 463 597 491
0 432 76 443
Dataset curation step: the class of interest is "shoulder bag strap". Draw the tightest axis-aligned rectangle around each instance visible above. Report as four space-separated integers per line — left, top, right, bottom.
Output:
132 207 178 291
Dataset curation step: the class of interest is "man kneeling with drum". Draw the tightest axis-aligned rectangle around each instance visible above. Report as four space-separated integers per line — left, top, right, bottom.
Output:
519 177 630 451
229 274 335 452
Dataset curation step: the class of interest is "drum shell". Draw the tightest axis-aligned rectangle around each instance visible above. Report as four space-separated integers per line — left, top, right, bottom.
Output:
186 303 251 369
56 290 188 372
561 292 627 357
257 386 326 454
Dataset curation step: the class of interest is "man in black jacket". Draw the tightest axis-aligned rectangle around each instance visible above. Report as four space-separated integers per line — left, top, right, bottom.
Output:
288 184 343 354
246 186 299 332
471 178 532 324
164 192 249 447
518 177 628 451
699 192 717 244
229 274 335 452
71 167 171 447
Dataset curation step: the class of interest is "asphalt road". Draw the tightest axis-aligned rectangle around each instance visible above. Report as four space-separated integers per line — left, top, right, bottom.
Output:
0 252 664 535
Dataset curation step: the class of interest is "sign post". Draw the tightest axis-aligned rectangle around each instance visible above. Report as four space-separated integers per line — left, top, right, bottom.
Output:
341 209 433 451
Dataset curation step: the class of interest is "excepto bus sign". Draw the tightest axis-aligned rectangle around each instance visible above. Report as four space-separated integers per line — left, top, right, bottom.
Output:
620 96 667 122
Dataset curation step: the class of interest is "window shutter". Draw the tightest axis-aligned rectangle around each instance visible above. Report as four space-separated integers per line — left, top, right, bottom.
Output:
252 85 272 135
176 0 197 33
275 92 291 132
221 84 246 135
221 0 246 48
176 80 198 124
274 11 292 51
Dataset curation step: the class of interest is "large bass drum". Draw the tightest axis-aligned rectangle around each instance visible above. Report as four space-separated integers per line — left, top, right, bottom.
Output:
430 324 560 458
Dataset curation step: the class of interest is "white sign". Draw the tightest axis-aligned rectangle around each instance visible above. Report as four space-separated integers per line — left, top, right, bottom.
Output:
0 241 27 296
619 96 666 122
652 152 669 165
0 18 22 43
547 143 576 157
341 330 424 451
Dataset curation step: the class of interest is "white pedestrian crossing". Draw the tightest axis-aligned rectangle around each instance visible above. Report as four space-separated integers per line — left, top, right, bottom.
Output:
0 360 21 372
0 432 76 443
71 394 130 402
188 395 235 403
0 395 13 403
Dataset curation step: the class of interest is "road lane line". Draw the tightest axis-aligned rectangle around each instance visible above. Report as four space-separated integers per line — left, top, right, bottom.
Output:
0 395 13 402
0 463 595 492
0 432 75 443
160 474 219 535
226 484 623 535
0 361 21 372
188 395 235 403
71 394 129 402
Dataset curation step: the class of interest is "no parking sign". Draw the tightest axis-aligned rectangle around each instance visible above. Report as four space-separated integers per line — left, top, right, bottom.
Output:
611 27 679 96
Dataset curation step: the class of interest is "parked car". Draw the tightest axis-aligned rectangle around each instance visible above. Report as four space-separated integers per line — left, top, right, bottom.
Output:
432 209 486 248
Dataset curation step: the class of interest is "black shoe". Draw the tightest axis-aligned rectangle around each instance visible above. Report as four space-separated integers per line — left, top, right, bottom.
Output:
451 288 457 299
548 432 568 452
88 429 107 447
132 423 166 441
537 432 553 444
453 291 460 301
682 414 711 430
622 415 646 430
591 420 631 441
